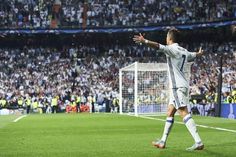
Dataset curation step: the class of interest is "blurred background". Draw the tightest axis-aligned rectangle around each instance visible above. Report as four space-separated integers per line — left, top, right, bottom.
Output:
0 0 235 118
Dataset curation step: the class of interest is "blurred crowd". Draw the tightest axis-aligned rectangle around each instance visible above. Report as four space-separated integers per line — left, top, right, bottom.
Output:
86 0 236 27
0 44 158 113
0 0 235 116
0 0 53 28
0 41 235 114
188 42 236 116
0 0 235 28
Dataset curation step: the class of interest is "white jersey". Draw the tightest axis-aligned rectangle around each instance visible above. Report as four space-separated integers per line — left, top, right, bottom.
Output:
159 43 196 89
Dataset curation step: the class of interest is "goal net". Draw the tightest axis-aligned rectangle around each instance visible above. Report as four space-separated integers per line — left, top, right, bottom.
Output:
119 62 192 116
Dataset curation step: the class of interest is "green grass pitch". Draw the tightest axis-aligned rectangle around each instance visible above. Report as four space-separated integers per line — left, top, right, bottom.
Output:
0 114 236 157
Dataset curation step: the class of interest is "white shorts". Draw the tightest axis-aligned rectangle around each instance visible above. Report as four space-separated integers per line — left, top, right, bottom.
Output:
169 87 189 109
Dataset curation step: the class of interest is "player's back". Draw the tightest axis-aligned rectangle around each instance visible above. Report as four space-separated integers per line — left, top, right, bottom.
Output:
159 43 196 89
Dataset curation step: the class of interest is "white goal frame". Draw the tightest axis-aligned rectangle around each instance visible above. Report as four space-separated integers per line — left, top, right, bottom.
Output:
119 62 192 116
119 62 169 116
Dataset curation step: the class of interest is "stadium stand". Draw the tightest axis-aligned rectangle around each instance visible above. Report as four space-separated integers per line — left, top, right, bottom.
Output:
0 0 235 115
0 0 235 28
0 41 235 114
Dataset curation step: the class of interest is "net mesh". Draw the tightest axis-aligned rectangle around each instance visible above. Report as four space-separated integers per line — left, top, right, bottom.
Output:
136 70 168 114
120 62 192 115
120 62 168 114
121 71 135 113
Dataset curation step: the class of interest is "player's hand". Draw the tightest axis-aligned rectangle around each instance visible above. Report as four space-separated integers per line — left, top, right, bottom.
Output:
196 47 204 57
133 33 145 44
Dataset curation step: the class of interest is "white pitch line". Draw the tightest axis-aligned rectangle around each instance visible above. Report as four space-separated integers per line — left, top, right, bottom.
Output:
13 115 27 123
131 115 236 133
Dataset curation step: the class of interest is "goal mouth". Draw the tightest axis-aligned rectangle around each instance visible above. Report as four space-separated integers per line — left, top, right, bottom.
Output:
119 62 192 116
125 112 167 117
121 104 167 115
137 104 167 113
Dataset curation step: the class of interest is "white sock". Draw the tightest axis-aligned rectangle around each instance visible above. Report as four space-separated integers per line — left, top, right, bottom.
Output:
183 114 202 143
161 117 174 142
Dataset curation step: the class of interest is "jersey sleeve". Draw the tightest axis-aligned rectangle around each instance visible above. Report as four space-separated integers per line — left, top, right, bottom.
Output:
159 44 179 57
187 51 196 62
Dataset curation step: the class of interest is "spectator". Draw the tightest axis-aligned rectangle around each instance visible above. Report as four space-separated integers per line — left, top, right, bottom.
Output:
0 40 235 115
0 0 235 28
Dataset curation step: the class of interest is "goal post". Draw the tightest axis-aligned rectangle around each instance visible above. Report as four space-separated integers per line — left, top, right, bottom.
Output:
119 62 192 116
119 62 169 116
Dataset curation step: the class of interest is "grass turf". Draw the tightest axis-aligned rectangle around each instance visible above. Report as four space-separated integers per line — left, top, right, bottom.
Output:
0 114 236 157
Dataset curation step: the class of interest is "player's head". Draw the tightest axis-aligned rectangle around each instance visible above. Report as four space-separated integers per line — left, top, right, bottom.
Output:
166 28 180 45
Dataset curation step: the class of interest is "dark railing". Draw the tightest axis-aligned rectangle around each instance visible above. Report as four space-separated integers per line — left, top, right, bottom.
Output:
0 19 236 35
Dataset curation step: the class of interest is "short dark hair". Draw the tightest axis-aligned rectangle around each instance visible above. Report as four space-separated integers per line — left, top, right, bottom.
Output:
167 28 180 43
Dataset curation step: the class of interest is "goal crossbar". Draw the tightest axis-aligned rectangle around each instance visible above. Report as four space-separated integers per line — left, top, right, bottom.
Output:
120 62 167 71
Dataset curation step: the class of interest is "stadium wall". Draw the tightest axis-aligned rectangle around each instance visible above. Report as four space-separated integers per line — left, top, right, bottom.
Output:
0 20 235 34
220 103 236 119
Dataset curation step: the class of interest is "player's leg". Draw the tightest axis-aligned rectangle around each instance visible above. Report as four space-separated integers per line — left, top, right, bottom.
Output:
176 88 204 150
161 104 176 142
178 106 204 151
152 104 177 149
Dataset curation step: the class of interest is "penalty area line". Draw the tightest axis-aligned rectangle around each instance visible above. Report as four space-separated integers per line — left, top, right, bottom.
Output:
13 115 27 123
128 114 236 134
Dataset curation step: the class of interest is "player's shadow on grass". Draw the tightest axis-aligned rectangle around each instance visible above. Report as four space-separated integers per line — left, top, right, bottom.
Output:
157 142 236 157
203 142 236 157
203 149 230 157
206 141 236 148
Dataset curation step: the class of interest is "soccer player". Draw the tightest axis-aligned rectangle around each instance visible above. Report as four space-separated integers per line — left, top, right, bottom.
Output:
133 28 204 151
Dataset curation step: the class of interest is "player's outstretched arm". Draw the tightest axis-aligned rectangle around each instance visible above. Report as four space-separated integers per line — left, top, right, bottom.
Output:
196 47 204 57
133 33 160 49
